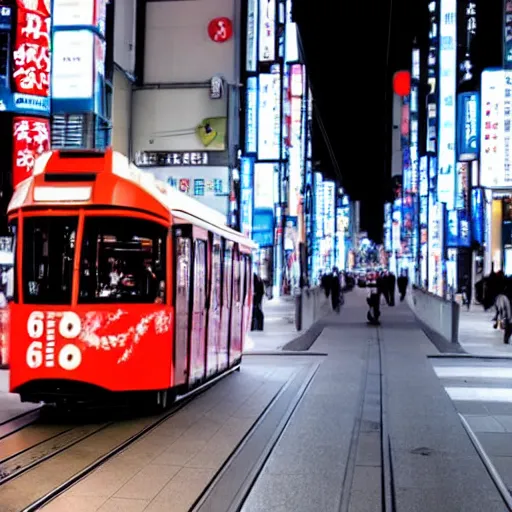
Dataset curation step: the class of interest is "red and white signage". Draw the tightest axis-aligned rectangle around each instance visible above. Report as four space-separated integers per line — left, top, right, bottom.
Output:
12 1 51 97
207 17 233 43
12 116 50 188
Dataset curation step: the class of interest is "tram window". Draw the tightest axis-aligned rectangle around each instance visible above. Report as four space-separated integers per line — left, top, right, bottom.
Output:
22 217 77 305
233 250 240 304
211 240 221 311
79 217 166 304
223 245 232 307
193 241 207 310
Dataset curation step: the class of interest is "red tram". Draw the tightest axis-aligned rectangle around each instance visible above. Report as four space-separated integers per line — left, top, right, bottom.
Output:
6 149 255 406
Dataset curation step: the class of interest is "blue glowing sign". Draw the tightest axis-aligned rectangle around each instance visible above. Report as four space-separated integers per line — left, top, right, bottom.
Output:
252 208 274 247
246 77 258 153
240 157 254 239
419 155 429 197
472 188 484 244
0 90 50 115
457 92 479 160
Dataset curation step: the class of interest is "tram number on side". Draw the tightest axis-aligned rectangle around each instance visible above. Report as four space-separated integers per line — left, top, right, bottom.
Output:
25 311 83 371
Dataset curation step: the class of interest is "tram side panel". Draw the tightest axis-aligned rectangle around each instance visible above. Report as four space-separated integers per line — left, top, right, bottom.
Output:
10 304 174 397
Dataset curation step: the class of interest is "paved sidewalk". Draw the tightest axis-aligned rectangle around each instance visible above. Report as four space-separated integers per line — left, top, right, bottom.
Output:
459 306 512 357
244 295 298 352
245 292 506 511
0 369 38 423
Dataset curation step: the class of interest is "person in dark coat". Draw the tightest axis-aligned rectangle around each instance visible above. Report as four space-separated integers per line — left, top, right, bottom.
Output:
397 271 409 301
331 267 341 312
252 273 265 331
388 272 396 306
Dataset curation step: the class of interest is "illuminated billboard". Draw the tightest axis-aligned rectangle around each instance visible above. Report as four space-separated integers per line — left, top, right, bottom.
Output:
246 77 258 153
257 70 280 161
51 0 107 116
457 92 479 161
12 116 50 188
240 157 254 239
480 69 512 188
437 0 456 209
0 1 50 115
246 0 258 71
428 199 444 296
258 0 275 62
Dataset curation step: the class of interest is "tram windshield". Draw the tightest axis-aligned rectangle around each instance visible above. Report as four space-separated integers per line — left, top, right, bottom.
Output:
22 216 78 305
79 216 166 304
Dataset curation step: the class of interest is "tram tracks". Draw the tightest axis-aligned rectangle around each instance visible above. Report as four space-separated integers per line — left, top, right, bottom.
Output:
0 408 42 440
0 365 241 512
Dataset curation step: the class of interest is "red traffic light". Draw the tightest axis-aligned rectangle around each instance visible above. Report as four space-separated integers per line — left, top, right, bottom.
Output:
393 71 411 96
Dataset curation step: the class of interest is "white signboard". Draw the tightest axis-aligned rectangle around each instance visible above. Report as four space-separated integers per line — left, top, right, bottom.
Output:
52 0 95 26
480 69 512 188
52 30 94 99
257 73 280 160
246 0 258 71
437 0 457 209
259 0 275 62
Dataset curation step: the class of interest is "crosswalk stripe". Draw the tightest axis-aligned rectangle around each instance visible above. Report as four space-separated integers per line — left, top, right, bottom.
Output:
434 366 512 379
444 387 512 402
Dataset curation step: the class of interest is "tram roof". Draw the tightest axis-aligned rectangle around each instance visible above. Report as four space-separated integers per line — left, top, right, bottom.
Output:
8 149 256 248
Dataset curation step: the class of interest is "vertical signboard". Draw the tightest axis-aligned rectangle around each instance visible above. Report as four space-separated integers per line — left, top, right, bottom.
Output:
437 0 457 209
257 70 280 161
3 0 51 115
427 1 439 154
12 116 50 188
457 92 479 161
455 161 470 212
51 0 107 115
240 157 254 239
428 198 444 295
258 0 275 62
246 77 258 154
246 0 258 71
505 0 512 68
480 69 512 188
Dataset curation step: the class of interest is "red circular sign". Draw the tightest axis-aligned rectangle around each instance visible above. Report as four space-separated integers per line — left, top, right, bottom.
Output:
393 71 411 96
208 17 233 43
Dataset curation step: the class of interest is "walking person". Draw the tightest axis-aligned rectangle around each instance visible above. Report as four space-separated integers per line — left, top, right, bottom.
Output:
251 273 265 331
388 272 396 306
366 285 381 325
461 274 471 311
494 285 512 344
397 271 409 301
331 267 341 313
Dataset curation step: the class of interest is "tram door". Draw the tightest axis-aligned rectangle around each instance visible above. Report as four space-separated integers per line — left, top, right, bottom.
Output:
206 234 222 377
219 240 233 371
241 254 252 348
173 229 192 387
189 237 207 386
229 246 242 364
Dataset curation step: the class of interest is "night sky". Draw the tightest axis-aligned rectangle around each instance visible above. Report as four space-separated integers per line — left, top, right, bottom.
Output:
292 0 421 242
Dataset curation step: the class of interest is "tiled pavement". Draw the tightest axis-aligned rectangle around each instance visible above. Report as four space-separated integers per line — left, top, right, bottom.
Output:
458 306 512 357
432 357 512 493
40 356 314 512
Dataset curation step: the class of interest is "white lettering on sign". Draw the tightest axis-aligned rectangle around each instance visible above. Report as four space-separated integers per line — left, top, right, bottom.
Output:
26 311 82 370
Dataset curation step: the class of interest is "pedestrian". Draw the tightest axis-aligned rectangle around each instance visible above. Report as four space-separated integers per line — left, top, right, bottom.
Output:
251 273 265 331
388 272 396 306
493 285 512 344
331 267 341 313
397 271 408 301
